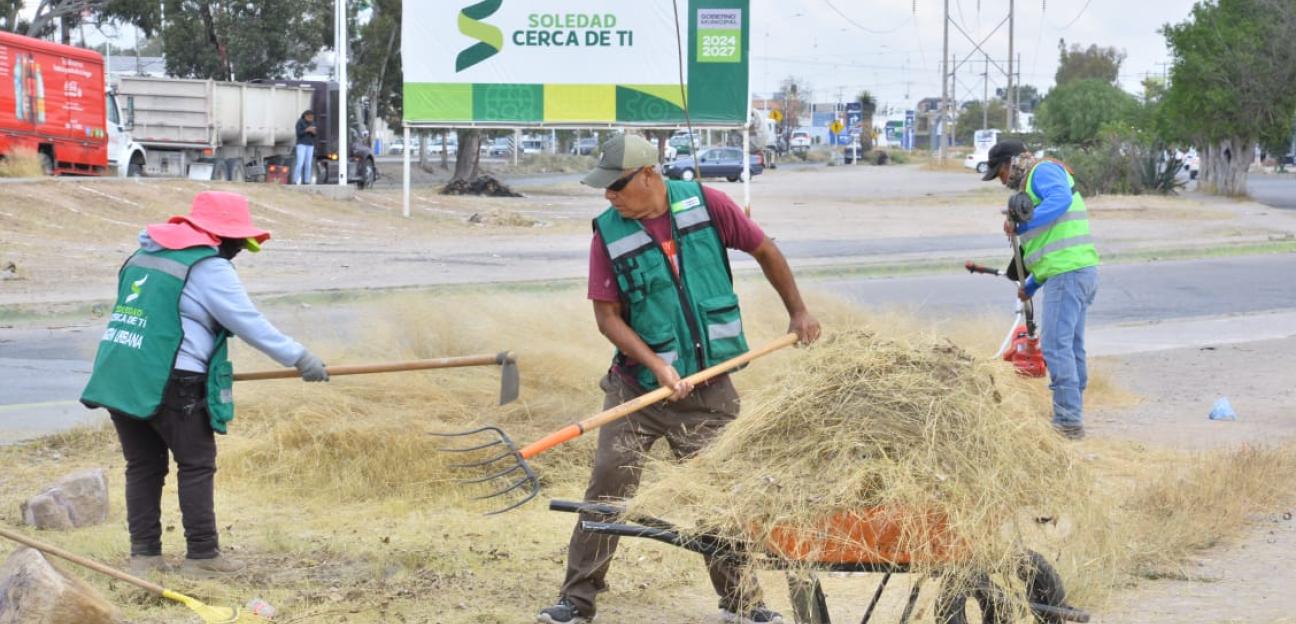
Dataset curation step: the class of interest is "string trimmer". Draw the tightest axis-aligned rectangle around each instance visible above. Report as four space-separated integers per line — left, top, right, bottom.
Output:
964 192 1047 378
0 526 253 623
435 333 800 514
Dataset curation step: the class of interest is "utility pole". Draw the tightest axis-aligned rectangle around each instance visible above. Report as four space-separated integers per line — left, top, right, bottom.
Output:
982 53 990 130
1006 0 1014 130
940 0 950 161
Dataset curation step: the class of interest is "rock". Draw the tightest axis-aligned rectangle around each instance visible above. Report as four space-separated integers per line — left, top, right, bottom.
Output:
0 547 119 624
20 469 109 530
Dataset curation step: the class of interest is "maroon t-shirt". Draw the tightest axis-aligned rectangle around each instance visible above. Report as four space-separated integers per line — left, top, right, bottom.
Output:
588 185 766 302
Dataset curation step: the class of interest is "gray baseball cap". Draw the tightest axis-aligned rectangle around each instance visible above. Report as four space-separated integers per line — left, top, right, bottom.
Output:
581 134 659 188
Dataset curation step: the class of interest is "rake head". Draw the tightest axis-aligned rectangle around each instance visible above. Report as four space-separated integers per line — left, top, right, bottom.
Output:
433 425 539 514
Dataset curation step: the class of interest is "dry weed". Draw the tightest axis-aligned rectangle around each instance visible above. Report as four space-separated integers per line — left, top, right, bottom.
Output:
0 148 44 178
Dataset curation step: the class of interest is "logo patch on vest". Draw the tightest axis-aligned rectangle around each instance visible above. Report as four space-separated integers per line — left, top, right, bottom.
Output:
671 196 702 213
125 275 149 304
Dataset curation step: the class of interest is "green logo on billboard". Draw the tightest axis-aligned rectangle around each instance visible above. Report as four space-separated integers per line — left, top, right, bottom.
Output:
456 0 504 72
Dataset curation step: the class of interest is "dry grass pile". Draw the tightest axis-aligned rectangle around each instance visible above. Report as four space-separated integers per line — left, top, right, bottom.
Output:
632 328 1093 608
0 148 44 177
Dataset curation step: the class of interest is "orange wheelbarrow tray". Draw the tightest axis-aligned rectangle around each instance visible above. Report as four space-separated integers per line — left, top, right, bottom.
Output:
549 500 1090 624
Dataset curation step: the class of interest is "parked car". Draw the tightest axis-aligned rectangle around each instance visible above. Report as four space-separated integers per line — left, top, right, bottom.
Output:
571 137 598 155
1180 148 1199 180
486 137 512 158
668 132 698 156
663 147 764 182
964 147 990 173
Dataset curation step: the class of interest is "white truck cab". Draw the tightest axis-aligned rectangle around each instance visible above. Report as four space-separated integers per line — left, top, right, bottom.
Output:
106 87 147 177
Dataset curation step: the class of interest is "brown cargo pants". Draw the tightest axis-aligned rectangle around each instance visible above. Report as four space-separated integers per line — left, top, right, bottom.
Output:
559 372 763 617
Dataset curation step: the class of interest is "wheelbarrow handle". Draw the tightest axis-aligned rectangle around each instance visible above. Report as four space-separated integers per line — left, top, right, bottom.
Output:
518 333 799 460
232 352 515 381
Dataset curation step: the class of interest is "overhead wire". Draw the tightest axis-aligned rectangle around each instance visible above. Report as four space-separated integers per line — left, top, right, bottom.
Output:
821 0 913 34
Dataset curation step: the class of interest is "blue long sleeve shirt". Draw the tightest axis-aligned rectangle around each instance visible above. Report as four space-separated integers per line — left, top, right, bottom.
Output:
1015 161 1074 235
138 232 305 373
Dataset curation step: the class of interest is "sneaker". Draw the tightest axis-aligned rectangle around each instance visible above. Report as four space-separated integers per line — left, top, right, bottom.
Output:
720 603 784 624
179 553 246 578
1054 424 1085 440
537 597 592 623
127 555 170 576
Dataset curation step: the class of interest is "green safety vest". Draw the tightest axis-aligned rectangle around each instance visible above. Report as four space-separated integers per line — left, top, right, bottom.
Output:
1021 161 1100 281
594 180 749 391
80 247 237 434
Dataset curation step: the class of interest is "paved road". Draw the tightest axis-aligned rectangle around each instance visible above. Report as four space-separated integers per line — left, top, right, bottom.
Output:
3 253 1294 442
1247 174 1296 210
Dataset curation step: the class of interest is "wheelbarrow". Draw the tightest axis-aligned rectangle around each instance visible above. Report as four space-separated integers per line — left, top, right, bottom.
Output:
549 500 1091 624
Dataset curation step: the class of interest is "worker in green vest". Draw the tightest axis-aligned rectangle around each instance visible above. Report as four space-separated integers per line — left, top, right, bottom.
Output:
81 191 329 577
983 140 1100 440
538 135 820 624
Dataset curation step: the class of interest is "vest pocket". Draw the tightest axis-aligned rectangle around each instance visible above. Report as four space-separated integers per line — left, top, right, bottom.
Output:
205 359 235 434
699 294 748 364
634 330 681 390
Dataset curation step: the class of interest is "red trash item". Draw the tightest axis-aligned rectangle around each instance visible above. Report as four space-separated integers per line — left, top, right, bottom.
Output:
1004 325 1047 378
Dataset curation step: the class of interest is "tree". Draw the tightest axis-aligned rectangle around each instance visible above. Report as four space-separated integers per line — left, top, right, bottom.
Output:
955 100 1007 145
1160 0 1296 195
1034 79 1140 146
106 0 333 80
774 76 810 146
856 90 877 151
1054 39 1125 86
349 0 401 141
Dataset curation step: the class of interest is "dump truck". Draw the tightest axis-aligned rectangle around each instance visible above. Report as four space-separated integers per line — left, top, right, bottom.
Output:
116 76 315 182
0 30 146 176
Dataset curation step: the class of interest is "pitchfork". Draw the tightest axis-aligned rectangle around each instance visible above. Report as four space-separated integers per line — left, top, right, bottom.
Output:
435 333 800 514
234 352 520 405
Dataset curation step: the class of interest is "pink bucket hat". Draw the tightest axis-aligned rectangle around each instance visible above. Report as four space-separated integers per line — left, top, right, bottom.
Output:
146 191 271 251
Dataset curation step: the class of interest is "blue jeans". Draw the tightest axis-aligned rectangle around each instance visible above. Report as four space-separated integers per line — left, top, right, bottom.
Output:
1041 266 1098 427
292 144 315 184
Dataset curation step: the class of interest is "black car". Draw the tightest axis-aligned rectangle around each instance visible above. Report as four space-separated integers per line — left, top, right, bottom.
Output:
663 147 764 182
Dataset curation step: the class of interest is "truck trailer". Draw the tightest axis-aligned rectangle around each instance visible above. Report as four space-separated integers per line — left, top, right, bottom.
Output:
117 75 314 182
0 30 145 176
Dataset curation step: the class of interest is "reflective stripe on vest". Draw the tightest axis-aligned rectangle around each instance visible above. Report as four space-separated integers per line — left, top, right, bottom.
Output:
1024 234 1096 267
1020 209 1089 243
125 253 191 280
607 230 654 260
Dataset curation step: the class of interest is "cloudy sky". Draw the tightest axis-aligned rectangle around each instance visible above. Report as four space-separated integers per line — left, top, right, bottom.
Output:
749 0 1199 114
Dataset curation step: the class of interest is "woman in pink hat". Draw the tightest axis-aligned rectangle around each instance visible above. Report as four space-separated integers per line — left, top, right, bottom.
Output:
82 191 329 578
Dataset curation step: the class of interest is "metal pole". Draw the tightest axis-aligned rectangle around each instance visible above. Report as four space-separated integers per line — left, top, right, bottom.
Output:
940 0 950 161
983 53 990 130
742 124 751 216
402 125 411 218
336 0 348 185
513 128 520 166
1006 0 1014 130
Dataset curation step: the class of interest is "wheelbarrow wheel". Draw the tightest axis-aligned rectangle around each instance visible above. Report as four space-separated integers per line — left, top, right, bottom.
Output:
1017 550 1067 623
934 573 1011 624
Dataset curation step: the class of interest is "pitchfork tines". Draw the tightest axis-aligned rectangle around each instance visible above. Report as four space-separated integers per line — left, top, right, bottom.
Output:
433 426 539 515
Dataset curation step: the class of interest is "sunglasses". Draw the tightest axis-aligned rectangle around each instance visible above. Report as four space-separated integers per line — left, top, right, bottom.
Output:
606 167 643 192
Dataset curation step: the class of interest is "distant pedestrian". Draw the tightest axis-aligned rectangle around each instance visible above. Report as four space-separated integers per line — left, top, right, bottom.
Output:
293 110 317 184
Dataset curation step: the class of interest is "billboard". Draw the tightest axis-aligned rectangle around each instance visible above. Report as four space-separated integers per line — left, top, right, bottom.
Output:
402 0 750 127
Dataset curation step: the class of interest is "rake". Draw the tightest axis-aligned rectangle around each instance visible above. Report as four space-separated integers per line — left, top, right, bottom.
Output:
233 352 520 405
436 333 800 514
0 525 252 623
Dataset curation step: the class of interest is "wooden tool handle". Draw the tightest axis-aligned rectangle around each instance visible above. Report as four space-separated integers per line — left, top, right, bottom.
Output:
233 353 514 382
518 333 799 459
0 526 166 595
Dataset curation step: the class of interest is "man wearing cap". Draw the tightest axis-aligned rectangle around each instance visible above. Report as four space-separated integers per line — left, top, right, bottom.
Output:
537 135 820 624
81 191 330 577
982 141 1099 440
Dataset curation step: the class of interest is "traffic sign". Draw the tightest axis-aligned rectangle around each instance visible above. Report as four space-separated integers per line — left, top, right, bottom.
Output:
769 109 783 122
829 119 844 134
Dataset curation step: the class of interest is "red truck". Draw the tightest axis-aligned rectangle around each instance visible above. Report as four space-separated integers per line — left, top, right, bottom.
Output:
0 30 144 176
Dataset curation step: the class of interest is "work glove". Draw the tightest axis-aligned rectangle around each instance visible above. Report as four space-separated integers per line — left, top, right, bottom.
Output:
294 351 329 382
1019 275 1042 300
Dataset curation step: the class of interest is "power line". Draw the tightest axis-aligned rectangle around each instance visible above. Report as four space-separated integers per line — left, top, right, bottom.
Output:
820 0 913 34
1050 0 1092 30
